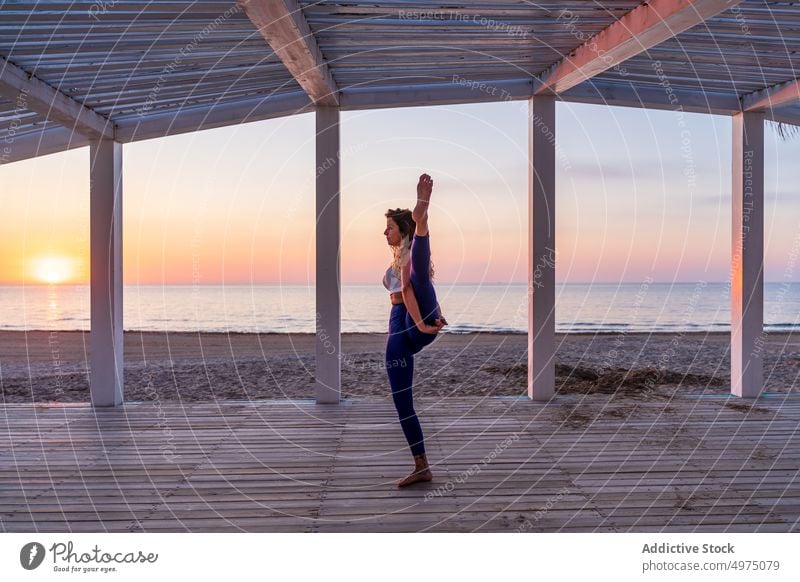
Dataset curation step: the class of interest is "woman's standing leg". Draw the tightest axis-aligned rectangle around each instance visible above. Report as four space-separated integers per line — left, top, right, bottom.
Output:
386 308 425 457
387 305 433 486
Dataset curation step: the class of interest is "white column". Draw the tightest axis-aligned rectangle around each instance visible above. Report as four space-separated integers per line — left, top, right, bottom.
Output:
731 111 765 398
528 94 556 401
89 138 123 406
315 106 341 403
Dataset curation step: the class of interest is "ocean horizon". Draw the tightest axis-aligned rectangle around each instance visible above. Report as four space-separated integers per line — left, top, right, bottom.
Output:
1 282 798 334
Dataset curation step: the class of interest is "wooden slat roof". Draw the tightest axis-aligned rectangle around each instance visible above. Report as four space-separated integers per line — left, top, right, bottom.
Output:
1 0 302 119
595 2 800 94
1 0 798 164
299 0 644 87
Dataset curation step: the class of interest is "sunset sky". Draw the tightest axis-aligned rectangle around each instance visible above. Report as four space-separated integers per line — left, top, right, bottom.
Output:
1 100 799 286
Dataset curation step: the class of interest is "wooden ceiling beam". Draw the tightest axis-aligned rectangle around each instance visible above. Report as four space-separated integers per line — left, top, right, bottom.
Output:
535 0 746 95
743 78 800 112
238 0 338 106
0 54 114 139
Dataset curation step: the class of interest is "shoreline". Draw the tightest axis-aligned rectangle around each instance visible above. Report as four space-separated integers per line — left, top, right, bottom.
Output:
2 330 797 402
1 329 789 336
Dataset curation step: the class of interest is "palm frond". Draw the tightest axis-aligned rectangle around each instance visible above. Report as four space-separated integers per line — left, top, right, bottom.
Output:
768 120 800 141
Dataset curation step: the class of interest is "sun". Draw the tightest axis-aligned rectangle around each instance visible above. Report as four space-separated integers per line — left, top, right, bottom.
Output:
31 256 76 285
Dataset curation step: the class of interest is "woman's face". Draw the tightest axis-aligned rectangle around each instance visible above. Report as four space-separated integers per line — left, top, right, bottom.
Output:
384 217 402 246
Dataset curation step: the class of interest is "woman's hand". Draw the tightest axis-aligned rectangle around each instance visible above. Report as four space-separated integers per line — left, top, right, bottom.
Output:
418 318 446 335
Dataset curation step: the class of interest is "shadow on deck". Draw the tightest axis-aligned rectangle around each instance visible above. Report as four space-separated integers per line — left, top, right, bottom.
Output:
2 393 799 532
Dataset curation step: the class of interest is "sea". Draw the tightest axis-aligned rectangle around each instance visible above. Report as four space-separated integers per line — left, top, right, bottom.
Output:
0 282 798 334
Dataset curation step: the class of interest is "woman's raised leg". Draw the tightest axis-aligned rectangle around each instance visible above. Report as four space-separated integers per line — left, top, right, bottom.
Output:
412 173 432 237
406 233 440 329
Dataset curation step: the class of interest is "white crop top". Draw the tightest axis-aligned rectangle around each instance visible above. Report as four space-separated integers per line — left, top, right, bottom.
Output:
382 265 402 293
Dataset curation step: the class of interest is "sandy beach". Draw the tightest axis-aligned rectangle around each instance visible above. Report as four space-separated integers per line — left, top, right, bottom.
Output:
1 330 798 403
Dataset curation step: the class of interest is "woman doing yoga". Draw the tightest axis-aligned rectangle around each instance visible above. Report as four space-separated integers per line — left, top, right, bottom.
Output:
383 173 448 487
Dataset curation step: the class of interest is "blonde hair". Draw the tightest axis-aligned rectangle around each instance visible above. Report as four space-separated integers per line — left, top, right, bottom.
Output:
385 208 435 282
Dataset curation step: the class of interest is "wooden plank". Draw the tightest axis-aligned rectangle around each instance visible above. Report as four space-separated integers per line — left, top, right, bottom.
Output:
535 0 746 94
3 396 799 532
237 0 338 106
113 91 311 143
0 54 114 138
339 79 533 110
89 138 123 406
731 110 765 398
561 79 741 115
528 93 556 400
0 124 89 165
743 78 800 112
314 105 341 402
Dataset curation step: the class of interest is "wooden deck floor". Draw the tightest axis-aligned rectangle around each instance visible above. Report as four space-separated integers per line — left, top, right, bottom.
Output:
2 393 799 532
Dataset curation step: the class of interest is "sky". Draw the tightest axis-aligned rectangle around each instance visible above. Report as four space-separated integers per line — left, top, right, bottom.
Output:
1 100 799 285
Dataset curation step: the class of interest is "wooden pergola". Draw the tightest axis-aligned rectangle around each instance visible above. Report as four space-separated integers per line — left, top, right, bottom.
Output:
2 0 798 406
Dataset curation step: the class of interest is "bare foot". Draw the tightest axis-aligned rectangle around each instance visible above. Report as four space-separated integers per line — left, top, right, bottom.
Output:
396 453 433 487
396 466 433 487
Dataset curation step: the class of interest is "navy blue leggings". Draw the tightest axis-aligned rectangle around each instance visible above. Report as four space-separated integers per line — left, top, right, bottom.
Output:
385 233 441 456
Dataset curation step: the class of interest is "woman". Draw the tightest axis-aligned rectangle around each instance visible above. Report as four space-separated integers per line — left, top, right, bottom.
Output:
383 173 448 487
